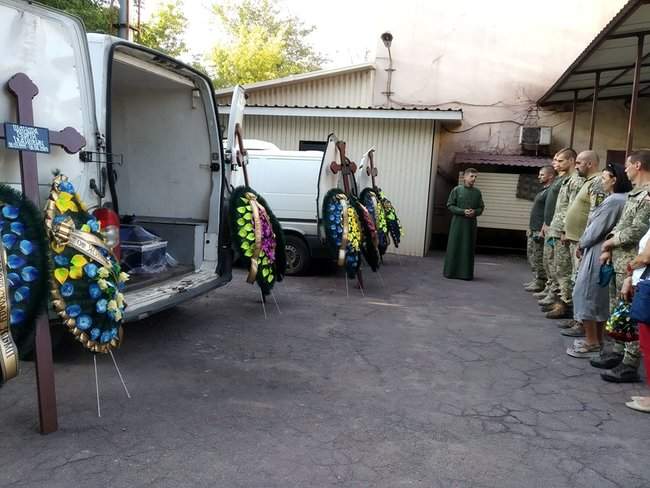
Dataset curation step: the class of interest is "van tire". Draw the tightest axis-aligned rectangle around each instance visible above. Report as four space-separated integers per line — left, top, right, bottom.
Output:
285 235 311 275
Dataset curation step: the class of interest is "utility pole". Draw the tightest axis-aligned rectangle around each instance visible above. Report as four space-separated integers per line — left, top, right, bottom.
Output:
118 0 130 40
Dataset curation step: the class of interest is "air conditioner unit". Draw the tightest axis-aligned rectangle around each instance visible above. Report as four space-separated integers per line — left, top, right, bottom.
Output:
519 126 552 145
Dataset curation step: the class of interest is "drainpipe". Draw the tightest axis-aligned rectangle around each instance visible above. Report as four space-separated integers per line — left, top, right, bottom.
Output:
118 0 130 40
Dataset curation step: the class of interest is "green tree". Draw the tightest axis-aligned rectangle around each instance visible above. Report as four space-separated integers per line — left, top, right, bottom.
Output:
36 0 117 33
209 0 325 88
137 1 188 58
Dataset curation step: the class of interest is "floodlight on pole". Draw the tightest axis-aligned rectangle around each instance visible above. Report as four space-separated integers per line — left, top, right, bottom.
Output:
380 32 395 105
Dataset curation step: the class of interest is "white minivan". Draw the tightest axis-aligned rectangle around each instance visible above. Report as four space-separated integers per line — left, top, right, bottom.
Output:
245 149 330 274
0 1 244 344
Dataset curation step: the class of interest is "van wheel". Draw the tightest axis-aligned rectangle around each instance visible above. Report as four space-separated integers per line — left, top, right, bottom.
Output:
285 235 311 275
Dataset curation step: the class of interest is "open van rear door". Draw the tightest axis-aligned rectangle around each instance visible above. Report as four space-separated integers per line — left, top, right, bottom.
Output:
316 133 342 239
226 86 247 189
0 0 97 203
356 147 376 191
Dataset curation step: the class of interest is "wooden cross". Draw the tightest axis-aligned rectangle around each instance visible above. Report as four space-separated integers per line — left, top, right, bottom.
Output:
366 149 379 188
1 73 86 434
233 122 250 187
330 141 358 195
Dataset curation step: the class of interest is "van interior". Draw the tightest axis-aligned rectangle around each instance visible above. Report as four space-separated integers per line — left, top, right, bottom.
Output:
108 52 215 288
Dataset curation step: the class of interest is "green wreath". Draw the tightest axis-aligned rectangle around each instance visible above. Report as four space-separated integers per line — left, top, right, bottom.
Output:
376 187 403 248
229 186 286 296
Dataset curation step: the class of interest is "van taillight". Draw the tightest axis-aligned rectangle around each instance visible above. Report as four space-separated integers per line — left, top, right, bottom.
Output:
93 208 121 260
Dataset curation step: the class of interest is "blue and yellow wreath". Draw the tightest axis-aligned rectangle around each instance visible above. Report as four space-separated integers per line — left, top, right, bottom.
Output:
44 174 128 353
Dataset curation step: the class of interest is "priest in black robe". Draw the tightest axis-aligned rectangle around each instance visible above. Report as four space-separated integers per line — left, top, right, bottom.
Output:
443 168 485 280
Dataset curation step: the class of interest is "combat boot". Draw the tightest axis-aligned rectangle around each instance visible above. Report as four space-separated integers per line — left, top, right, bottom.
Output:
600 363 641 383
560 320 584 336
590 352 623 369
538 294 557 306
541 302 558 313
557 319 576 329
545 301 572 319
525 281 545 293
533 288 549 299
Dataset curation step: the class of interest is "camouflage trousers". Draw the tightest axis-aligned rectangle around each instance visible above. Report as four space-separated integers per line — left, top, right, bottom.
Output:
543 238 559 295
607 271 641 368
554 240 574 305
527 233 545 284
569 242 580 280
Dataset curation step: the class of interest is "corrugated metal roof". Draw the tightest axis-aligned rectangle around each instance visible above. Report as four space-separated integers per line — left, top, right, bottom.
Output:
214 63 375 96
218 104 463 121
454 152 552 168
538 0 650 105
218 103 460 112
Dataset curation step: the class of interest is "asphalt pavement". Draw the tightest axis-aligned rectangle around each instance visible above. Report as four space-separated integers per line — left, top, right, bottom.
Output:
0 253 648 487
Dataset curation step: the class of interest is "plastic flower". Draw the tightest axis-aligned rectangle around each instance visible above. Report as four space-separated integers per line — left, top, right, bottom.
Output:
69 266 83 280
98 267 110 279
118 272 129 283
54 268 69 284
55 192 78 213
97 278 109 290
70 254 88 268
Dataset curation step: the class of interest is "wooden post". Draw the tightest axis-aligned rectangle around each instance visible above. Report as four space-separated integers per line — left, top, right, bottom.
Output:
569 90 578 148
588 72 600 150
626 34 645 157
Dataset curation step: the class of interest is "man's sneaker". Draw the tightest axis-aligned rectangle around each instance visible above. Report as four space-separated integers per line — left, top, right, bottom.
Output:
533 289 549 298
590 352 623 369
560 322 585 336
600 363 641 383
523 280 536 288
546 302 572 319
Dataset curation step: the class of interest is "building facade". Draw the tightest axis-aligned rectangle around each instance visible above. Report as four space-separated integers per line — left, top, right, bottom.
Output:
218 0 643 255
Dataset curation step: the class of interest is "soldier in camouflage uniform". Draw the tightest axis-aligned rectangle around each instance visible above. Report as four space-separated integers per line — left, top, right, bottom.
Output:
595 150 650 382
560 150 607 336
537 149 575 308
545 154 584 320
524 166 556 292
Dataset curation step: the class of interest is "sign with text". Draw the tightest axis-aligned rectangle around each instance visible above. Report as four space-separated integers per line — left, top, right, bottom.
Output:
4 123 50 154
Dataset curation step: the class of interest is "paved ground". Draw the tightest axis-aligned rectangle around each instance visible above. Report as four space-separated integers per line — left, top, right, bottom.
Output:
0 253 649 488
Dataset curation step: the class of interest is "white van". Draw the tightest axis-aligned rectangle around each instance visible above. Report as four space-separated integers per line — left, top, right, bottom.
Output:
0 1 243 330
245 149 330 274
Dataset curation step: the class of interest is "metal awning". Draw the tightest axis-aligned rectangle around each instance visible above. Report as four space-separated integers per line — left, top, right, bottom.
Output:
539 0 650 106
218 104 463 122
453 152 551 168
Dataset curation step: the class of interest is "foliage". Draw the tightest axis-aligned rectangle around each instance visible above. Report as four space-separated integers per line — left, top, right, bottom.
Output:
138 1 188 58
209 0 325 88
36 0 117 34
37 0 189 59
